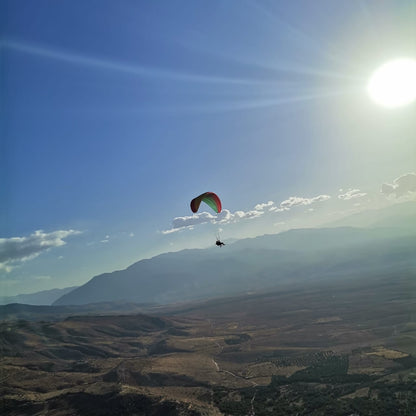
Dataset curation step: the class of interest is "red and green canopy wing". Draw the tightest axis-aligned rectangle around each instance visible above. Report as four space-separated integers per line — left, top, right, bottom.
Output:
190 192 222 213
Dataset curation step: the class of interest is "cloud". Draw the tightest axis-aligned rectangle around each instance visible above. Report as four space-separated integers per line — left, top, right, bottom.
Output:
338 189 367 200
0 229 81 271
254 201 274 210
162 212 214 234
228 209 264 221
269 206 288 213
381 173 416 197
162 206 265 234
279 194 331 209
162 194 332 234
100 235 110 243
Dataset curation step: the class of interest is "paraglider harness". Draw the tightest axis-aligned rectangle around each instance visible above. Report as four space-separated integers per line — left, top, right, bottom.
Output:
215 233 225 247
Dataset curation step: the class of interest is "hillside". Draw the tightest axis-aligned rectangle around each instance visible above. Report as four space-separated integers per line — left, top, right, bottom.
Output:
0 301 153 322
54 224 416 306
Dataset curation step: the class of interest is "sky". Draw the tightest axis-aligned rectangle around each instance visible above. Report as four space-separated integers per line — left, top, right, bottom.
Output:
1 0 415 296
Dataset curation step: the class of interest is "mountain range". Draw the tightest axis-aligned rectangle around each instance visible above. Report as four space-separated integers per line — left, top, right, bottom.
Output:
54 202 416 307
0 286 78 306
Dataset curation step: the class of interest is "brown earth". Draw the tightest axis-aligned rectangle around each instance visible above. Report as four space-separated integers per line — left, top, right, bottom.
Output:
1 272 416 415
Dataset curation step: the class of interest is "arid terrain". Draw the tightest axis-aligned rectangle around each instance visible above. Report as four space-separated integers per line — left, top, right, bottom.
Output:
1 271 416 415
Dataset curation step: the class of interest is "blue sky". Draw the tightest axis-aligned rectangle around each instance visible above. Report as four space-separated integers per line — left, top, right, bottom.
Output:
1 0 415 296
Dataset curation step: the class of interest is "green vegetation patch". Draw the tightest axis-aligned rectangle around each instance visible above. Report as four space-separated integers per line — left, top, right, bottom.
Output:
288 354 349 382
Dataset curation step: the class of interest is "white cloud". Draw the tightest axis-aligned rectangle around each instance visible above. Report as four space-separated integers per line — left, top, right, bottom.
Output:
162 206 265 234
280 194 331 209
175 212 216 228
214 210 233 223
230 209 264 220
254 201 274 211
163 193 333 234
338 188 367 200
162 212 216 234
162 228 181 235
269 206 288 213
0 229 81 271
381 172 416 197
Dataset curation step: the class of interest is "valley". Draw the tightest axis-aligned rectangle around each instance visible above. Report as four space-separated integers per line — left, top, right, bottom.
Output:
2 270 416 415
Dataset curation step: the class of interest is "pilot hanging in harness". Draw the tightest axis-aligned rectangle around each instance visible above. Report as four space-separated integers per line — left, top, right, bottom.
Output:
189 192 225 247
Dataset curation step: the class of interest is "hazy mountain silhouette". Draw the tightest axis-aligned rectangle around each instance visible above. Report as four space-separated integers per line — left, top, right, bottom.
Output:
0 286 79 306
54 202 416 306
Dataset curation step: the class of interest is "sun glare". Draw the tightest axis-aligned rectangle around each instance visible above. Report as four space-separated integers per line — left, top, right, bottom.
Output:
367 58 416 108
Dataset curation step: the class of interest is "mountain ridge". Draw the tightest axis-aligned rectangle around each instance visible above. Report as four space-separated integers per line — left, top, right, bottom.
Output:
0 286 79 306
54 224 416 306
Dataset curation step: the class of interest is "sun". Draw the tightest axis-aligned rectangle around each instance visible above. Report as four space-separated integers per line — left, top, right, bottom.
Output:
367 58 416 108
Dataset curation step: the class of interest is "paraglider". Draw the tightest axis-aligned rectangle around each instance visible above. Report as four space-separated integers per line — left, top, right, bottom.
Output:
190 192 222 214
190 192 225 247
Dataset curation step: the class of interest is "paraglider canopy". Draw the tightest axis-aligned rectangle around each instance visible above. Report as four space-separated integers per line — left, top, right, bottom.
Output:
190 192 222 214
